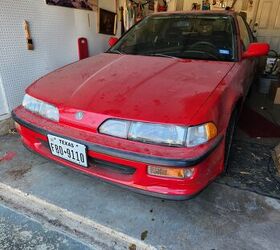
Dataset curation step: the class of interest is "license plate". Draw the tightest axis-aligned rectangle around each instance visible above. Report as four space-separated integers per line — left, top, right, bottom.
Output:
47 135 88 167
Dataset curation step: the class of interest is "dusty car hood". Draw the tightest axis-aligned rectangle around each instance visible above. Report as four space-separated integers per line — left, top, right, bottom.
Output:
27 53 234 125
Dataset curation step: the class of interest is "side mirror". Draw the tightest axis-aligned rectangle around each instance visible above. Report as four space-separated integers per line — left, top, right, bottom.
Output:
242 42 270 59
108 37 118 47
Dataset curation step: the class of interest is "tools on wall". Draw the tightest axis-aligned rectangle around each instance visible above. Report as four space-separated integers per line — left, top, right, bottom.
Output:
157 0 168 12
121 0 158 31
23 20 34 50
119 6 125 35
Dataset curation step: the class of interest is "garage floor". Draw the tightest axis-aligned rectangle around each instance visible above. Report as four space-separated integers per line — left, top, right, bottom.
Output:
0 134 280 250
215 85 280 199
0 203 90 250
217 138 280 198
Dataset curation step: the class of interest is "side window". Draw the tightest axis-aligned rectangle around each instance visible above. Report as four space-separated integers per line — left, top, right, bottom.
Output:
237 16 252 51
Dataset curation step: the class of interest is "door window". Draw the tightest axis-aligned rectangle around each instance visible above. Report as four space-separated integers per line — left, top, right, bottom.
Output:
237 16 252 51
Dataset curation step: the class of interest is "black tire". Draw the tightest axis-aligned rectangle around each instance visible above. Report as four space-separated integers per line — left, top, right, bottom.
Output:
223 109 238 174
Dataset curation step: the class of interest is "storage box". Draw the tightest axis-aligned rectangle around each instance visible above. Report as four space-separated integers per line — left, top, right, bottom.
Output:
269 80 280 104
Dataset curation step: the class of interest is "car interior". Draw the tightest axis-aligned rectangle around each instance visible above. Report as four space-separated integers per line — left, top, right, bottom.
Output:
117 15 235 61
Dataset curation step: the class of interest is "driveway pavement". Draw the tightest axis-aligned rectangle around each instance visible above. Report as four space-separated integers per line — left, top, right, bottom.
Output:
0 134 280 250
0 203 90 250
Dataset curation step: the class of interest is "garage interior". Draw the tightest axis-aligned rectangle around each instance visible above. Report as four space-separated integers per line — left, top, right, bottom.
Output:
0 0 280 249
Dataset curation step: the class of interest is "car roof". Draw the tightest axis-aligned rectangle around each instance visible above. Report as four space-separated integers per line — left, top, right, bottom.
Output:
150 10 237 17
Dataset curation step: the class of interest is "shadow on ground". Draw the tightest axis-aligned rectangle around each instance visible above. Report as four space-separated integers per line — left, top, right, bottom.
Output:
217 139 280 199
0 134 280 249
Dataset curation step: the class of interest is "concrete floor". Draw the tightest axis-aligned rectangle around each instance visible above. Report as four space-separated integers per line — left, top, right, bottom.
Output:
0 134 280 250
0 203 90 250
248 86 280 127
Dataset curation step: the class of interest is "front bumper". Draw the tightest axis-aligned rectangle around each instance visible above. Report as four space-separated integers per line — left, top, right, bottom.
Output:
12 107 225 200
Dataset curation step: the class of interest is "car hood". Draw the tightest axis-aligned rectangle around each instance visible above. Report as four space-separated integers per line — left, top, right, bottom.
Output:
27 53 234 125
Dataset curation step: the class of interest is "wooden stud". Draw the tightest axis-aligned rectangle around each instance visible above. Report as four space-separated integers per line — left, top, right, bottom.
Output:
23 20 34 50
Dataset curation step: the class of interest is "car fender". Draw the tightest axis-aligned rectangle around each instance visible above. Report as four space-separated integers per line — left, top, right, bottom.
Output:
189 62 248 133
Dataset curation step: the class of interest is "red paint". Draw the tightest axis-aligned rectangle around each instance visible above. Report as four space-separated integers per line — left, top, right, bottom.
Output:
14 12 269 198
242 43 270 59
14 119 224 197
26 54 235 125
78 37 89 60
108 37 118 47
0 151 16 162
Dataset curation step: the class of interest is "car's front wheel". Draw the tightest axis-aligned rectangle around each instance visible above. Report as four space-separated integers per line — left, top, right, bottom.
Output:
223 108 238 173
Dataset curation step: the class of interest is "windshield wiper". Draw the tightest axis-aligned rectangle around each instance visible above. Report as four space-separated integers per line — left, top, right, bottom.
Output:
183 50 219 61
109 49 125 55
148 53 181 59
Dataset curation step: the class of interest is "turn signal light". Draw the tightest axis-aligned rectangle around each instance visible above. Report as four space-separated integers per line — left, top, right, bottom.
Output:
205 122 218 140
147 166 195 179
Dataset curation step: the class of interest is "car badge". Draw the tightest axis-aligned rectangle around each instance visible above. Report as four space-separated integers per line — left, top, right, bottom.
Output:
75 112 84 120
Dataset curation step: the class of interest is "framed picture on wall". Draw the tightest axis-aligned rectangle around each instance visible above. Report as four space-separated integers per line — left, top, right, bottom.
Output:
98 8 117 36
46 0 98 11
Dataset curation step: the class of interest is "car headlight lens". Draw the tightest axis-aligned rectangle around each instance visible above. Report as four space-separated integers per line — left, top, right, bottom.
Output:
99 120 186 146
99 119 218 147
128 122 186 146
98 119 130 139
186 122 217 147
22 94 59 122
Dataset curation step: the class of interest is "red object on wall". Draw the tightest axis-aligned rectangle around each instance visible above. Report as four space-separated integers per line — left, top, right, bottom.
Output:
78 37 89 60
158 5 167 12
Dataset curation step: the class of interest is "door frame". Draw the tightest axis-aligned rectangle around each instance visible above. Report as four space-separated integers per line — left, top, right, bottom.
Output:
0 75 10 120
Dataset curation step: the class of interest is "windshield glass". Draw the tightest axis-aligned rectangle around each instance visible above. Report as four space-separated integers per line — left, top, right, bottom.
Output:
108 14 236 61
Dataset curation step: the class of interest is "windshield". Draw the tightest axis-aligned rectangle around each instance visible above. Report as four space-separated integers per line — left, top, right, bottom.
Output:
108 14 236 61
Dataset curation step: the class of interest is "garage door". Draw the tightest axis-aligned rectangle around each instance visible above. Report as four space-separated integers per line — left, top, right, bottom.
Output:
254 0 280 52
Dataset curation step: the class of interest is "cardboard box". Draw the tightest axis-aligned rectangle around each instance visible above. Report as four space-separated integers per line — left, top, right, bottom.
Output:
269 80 280 105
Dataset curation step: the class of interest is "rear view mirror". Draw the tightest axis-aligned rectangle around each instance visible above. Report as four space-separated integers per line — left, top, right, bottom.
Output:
242 43 270 59
108 37 118 47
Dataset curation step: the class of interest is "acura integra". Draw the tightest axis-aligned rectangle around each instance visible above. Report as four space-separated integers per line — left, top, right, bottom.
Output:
13 11 269 200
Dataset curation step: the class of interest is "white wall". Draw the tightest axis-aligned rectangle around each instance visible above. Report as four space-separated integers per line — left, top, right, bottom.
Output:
167 0 205 11
183 0 196 10
167 0 177 11
231 0 259 25
0 0 118 118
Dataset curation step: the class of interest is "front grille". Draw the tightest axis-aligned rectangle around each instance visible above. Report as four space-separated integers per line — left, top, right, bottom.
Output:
88 158 136 175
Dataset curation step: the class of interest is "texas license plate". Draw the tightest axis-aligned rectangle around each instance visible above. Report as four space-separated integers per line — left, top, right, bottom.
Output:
47 135 88 167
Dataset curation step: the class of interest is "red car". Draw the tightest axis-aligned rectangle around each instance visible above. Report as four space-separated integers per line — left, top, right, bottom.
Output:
13 11 269 200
